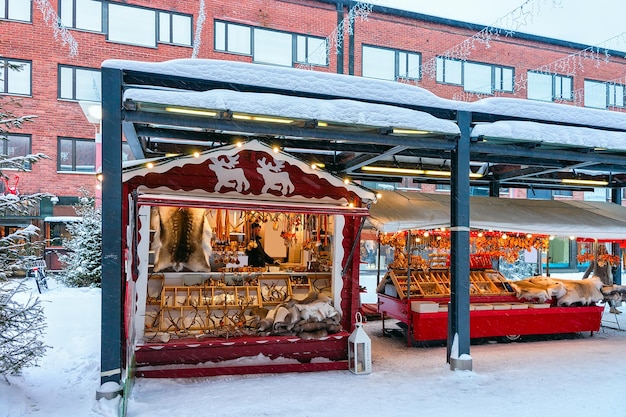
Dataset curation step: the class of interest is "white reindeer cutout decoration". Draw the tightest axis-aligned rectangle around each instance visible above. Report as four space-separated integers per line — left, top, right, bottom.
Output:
257 157 295 195
208 154 250 192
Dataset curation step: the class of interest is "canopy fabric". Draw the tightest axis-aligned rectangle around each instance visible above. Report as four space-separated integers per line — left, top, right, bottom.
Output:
368 190 626 240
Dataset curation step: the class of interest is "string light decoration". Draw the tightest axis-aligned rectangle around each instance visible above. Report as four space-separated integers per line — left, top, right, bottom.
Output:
35 0 78 57
191 0 206 59
421 0 561 80
295 2 373 70
452 31 626 103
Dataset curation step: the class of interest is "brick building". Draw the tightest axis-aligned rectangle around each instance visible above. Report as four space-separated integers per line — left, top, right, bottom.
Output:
2 0 625 269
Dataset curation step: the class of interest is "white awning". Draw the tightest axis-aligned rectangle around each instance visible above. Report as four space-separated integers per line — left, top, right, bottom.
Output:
368 190 626 240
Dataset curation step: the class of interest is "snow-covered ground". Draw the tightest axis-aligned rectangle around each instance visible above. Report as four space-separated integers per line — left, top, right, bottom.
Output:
1 273 625 417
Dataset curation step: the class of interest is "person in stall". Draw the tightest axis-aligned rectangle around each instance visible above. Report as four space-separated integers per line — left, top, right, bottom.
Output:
246 222 280 267
582 244 621 314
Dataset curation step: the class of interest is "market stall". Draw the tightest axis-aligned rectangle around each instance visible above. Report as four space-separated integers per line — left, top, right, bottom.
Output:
368 190 626 345
122 140 375 377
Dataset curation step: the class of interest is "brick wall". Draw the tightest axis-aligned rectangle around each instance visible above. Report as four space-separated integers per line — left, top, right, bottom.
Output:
1 0 624 199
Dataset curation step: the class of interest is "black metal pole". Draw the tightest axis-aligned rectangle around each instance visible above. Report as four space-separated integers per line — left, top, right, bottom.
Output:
448 110 472 370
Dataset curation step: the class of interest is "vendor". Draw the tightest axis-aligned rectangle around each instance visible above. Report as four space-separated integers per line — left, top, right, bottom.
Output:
246 222 279 267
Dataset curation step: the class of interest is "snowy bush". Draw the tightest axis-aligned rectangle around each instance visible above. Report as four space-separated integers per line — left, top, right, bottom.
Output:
0 281 48 375
57 190 102 288
0 92 50 374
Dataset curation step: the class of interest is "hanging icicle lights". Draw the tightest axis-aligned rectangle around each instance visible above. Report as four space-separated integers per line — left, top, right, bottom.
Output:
452 32 626 103
296 2 373 70
420 0 562 81
35 0 79 57
191 0 207 59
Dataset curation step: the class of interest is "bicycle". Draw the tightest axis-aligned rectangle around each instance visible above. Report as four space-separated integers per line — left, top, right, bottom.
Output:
27 259 49 294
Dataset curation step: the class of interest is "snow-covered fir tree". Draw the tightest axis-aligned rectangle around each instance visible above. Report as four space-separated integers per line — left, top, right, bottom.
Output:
0 94 50 375
57 189 102 288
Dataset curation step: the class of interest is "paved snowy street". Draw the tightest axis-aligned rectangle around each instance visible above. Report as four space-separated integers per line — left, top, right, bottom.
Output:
3 278 625 417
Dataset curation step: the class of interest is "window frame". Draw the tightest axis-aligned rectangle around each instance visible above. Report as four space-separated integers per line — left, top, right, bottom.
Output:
59 0 103 32
527 71 573 102
58 64 101 102
362 44 421 82
214 20 253 56
295 34 328 67
214 20 330 68
437 57 514 94
157 10 193 46
252 26 293 66
0 58 32 96
436 57 462 86
57 137 96 173
1 133 32 170
608 83 625 108
583 79 607 109
0 0 32 22
106 2 157 48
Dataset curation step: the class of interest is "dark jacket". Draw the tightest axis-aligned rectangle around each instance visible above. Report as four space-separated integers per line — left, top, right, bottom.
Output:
245 237 274 267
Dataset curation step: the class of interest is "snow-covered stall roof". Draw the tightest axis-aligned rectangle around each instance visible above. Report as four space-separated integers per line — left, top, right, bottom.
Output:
123 88 460 135
104 58 626 151
103 58 454 109
368 190 626 239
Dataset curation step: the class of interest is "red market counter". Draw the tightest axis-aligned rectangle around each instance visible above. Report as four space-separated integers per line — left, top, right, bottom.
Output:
378 294 603 343
133 332 349 378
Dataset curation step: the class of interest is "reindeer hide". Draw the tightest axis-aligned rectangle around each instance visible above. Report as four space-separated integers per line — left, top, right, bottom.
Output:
510 278 565 303
150 207 213 272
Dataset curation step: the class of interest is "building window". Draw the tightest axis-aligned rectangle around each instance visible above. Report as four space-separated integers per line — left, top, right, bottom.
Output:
494 67 514 92
362 45 420 81
296 35 327 66
1 134 31 170
527 71 572 102
436 57 462 85
107 3 156 48
0 58 31 96
463 62 493 94
253 28 292 66
58 138 95 173
584 80 607 109
158 11 192 46
436 57 513 94
214 20 328 67
608 83 625 108
47 221 73 247
215 21 251 55
0 0 31 22
60 0 102 32
58 65 101 101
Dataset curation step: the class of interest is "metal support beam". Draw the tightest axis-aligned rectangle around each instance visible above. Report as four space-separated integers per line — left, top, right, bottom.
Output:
100 68 124 386
344 145 409 172
122 121 145 159
489 180 500 197
448 110 472 371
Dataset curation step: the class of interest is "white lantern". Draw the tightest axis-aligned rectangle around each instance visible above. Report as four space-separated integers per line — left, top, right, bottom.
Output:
348 312 371 375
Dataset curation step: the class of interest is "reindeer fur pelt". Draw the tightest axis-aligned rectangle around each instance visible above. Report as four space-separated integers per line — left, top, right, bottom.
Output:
511 276 606 306
509 278 565 303
150 207 213 272
600 284 626 303
256 290 342 338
